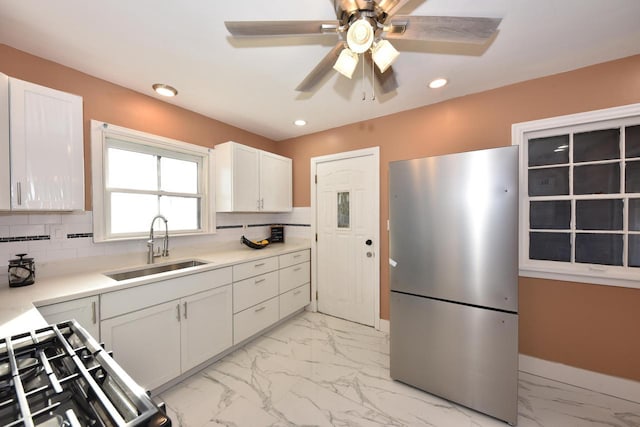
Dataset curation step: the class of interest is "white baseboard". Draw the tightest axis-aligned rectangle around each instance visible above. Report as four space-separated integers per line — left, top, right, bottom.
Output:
519 354 640 404
378 318 389 333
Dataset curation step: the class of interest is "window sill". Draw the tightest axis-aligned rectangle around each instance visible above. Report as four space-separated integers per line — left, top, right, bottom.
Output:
94 230 217 244
519 266 640 290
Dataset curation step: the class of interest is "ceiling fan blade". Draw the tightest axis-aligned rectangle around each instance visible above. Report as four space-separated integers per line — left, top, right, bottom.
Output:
225 20 340 37
376 0 412 18
385 16 502 44
364 53 399 94
296 42 344 92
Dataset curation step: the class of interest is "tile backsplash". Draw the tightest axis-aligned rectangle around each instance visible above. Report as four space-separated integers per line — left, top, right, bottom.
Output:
0 208 311 286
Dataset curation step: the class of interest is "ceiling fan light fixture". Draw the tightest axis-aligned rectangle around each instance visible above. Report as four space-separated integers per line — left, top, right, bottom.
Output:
346 19 374 53
371 39 399 73
428 78 448 89
152 83 178 97
333 48 359 79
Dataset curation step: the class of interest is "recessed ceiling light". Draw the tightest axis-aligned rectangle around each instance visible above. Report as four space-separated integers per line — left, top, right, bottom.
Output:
428 78 448 89
152 83 178 97
294 119 307 126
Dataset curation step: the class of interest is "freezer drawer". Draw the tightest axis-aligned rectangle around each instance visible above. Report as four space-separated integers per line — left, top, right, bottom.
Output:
390 291 518 425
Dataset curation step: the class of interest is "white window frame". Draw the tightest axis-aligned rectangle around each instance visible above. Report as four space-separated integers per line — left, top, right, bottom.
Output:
512 102 640 289
91 120 216 242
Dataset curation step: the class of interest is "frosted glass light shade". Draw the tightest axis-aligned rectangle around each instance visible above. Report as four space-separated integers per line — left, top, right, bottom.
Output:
372 39 399 73
333 48 359 79
347 19 374 53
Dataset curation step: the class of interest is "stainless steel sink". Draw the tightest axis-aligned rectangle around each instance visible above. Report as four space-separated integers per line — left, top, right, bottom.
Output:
105 260 208 281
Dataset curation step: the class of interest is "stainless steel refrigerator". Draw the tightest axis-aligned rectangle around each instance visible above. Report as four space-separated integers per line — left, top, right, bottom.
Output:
389 146 519 425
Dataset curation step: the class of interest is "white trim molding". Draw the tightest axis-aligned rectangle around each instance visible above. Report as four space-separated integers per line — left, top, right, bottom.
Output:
378 318 389 333
519 354 640 404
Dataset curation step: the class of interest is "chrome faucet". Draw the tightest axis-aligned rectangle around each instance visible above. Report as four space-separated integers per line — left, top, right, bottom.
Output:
147 215 169 264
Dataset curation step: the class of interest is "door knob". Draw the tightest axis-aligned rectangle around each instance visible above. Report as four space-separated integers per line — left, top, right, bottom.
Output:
365 239 373 246
366 252 373 258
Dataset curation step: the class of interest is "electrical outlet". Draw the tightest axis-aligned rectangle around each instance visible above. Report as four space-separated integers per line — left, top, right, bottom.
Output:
50 225 65 240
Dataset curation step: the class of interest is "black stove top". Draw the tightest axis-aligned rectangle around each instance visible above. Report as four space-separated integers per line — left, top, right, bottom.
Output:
0 321 170 427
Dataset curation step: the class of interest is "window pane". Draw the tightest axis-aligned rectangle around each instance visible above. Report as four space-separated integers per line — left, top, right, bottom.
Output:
161 157 198 194
575 233 623 266
528 135 569 167
160 196 199 231
626 125 640 158
111 193 158 234
574 163 620 195
629 234 640 267
575 199 623 231
630 199 640 231
626 161 640 193
528 167 569 196
107 148 157 190
573 128 620 163
337 192 350 228
530 200 571 229
529 232 571 262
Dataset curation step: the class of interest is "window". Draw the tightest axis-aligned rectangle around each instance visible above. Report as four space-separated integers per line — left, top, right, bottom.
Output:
514 104 640 288
91 121 215 242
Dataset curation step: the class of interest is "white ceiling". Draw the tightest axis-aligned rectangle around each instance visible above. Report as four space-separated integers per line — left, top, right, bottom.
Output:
1 0 639 141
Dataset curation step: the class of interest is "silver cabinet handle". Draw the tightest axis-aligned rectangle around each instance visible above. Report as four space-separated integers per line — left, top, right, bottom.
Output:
254 262 265 268
293 290 301 295
183 302 188 319
293 267 302 272
17 182 22 206
261 198 264 209
255 278 266 284
176 304 181 321
254 306 266 313
91 301 97 324
293 254 302 258
257 199 261 210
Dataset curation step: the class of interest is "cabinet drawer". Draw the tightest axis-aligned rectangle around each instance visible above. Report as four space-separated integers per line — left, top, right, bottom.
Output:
101 267 232 320
233 256 278 281
280 283 310 319
279 262 310 294
279 250 310 269
233 296 279 344
233 271 278 313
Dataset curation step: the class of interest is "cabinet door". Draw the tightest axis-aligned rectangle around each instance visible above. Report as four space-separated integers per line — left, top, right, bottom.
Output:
259 151 292 212
232 143 260 211
0 73 9 211
180 285 232 372
101 300 181 391
38 296 99 339
9 77 83 210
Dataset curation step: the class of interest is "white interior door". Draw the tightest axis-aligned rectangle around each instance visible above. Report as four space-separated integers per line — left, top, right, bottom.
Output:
314 149 379 326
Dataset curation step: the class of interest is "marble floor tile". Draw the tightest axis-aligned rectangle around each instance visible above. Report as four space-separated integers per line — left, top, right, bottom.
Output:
159 311 640 427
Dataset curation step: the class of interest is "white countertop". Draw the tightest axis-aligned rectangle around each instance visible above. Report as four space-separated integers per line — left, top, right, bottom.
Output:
0 240 311 338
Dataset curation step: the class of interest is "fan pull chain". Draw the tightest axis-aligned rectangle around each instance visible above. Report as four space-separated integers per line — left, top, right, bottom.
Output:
371 56 376 101
361 54 366 101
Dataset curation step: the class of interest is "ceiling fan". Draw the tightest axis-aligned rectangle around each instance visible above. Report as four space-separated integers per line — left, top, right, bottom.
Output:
225 0 501 93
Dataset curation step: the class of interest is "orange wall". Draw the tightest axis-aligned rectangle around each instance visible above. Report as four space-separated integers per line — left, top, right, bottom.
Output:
0 44 276 210
276 54 640 382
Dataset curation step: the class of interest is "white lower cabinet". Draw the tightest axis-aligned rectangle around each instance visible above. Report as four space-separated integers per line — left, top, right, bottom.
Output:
280 283 311 319
233 297 279 344
37 295 100 339
181 286 233 372
101 300 182 391
232 249 311 345
102 285 232 391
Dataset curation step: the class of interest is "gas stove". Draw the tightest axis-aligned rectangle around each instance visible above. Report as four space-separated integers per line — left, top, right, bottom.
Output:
0 320 170 427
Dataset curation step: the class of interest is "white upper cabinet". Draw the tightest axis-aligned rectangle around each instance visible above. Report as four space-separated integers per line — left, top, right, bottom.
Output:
0 73 9 211
215 141 292 212
8 76 84 210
